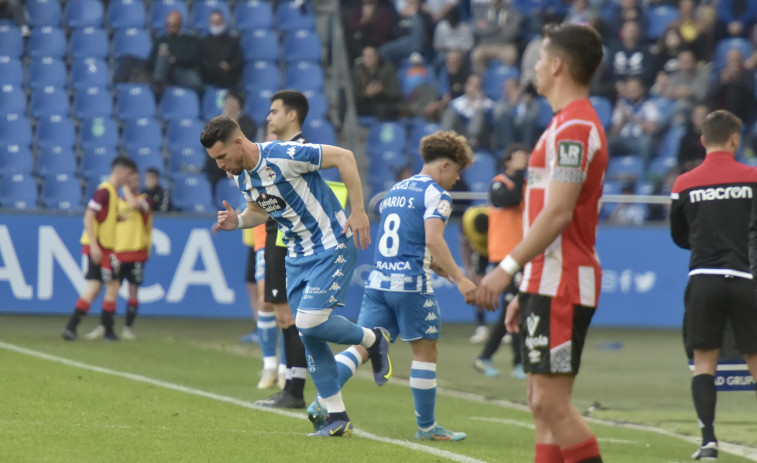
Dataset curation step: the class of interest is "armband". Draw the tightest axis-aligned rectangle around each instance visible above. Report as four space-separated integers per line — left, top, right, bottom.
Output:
499 255 521 276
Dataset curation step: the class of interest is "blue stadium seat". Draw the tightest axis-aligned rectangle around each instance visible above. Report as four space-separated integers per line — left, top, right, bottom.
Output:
160 86 200 121
656 125 685 159
28 57 67 90
0 56 23 87
462 151 496 204
149 0 189 35
112 28 152 60
28 26 66 58
115 84 157 121
648 154 677 179
169 144 206 173
79 117 119 150
303 90 328 120
80 145 117 181
234 0 273 31
536 97 553 129
166 118 204 150
73 87 113 119
369 167 397 196
284 61 324 91
69 27 109 60
0 114 32 147
0 143 34 176
0 85 26 116
213 176 243 210
241 29 279 62
127 145 165 174
275 1 315 31
606 155 645 181
245 88 275 126
64 0 104 28
71 58 110 91
407 119 441 155
37 145 77 179
482 63 519 101
644 5 679 41
715 38 753 70
590 95 613 129
302 118 336 145
41 173 83 211
122 118 163 151
599 180 623 220
367 121 407 155
27 0 63 27
171 173 214 212
30 86 70 119
0 173 39 210
202 86 228 121
0 24 23 57
84 173 111 200
282 29 322 63
36 114 75 149
107 0 147 30
242 60 281 93
191 0 231 36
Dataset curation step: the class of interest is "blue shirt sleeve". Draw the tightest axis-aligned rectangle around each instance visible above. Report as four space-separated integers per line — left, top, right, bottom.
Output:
268 142 322 174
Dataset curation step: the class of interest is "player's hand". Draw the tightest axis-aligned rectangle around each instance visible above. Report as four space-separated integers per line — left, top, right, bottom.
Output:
343 209 370 250
456 276 477 304
430 262 454 283
477 266 512 311
504 296 520 334
211 222 221 235
217 200 239 231
90 243 102 265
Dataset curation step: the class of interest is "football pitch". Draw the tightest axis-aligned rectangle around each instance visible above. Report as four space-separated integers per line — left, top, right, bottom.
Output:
1 315 756 463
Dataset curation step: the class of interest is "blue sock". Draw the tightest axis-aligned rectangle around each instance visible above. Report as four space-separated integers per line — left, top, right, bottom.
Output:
278 329 287 366
299 333 340 398
257 312 278 360
335 346 363 388
410 361 437 431
302 313 365 345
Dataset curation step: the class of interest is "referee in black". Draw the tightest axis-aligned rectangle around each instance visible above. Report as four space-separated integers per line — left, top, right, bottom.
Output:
670 109 757 461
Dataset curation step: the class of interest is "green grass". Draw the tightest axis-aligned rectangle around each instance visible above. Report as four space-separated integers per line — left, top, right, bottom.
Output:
0 315 755 462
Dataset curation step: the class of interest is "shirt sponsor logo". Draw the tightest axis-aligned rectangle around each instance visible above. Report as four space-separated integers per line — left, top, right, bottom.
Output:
557 141 583 168
689 186 753 203
256 193 286 213
525 313 549 350
375 260 410 271
526 314 540 336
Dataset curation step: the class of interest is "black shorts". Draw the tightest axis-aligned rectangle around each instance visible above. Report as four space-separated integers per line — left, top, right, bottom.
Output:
264 227 288 304
119 261 145 286
684 274 757 354
245 247 257 283
84 254 118 283
518 293 595 375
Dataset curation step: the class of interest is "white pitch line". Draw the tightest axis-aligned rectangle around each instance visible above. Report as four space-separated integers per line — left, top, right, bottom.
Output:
0 341 483 463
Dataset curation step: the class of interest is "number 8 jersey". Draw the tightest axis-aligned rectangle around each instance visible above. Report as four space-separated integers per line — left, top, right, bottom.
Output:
367 174 453 294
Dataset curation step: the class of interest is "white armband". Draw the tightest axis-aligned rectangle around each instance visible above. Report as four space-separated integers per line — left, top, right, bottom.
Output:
236 214 244 229
499 255 521 276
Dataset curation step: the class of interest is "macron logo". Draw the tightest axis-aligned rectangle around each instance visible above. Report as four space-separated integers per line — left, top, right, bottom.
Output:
689 186 752 203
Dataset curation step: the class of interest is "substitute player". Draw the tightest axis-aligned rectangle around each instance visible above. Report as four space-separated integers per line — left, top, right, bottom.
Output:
308 131 476 441
202 116 391 437
670 109 757 461
477 24 607 463
62 156 137 341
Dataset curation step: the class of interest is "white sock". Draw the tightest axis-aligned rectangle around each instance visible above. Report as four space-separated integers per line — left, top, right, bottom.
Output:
321 391 346 413
263 356 277 370
359 327 376 349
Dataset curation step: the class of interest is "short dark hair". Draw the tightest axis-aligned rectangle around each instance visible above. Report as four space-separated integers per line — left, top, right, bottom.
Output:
420 131 473 168
226 90 245 107
271 90 309 127
543 23 603 86
503 143 531 163
473 211 489 234
200 116 241 148
111 155 136 171
146 167 160 176
701 110 742 146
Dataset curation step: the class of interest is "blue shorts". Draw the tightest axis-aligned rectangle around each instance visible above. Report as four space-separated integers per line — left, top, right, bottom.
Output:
254 248 265 282
357 288 441 342
286 240 357 312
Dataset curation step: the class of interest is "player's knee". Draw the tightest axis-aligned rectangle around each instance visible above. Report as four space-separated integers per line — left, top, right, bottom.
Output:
529 392 569 423
295 309 331 336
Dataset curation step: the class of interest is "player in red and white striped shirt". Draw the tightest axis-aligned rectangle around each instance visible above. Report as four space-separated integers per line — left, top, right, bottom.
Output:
477 24 607 463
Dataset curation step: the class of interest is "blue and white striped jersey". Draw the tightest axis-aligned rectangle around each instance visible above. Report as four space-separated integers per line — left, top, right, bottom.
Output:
367 174 453 293
235 141 350 258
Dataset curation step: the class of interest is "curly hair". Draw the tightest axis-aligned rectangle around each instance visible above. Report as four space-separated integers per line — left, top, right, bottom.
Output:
419 131 473 169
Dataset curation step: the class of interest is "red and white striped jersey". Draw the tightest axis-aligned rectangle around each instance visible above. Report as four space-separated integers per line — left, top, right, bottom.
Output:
519 98 608 307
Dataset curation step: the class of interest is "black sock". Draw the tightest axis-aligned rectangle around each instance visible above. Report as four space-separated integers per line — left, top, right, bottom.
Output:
480 308 508 360
577 457 603 463
282 327 294 391
692 374 717 444
476 309 485 326
125 303 138 327
328 411 349 422
101 311 115 336
285 325 307 399
66 309 86 331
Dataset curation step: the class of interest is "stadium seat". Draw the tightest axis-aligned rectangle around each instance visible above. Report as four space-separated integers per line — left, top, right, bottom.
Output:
0 25 23 57
282 29 322 63
41 173 83 211
64 0 104 28
242 60 281 93
367 121 407 155
122 118 163 151
234 0 273 31
191 0 231 36
160 87 200 121
30 86 70 119
149 0 189 35
241 29 279 62
28 26 66 58
106 0 147 30
606 155 645 182
245 88 275 126
715 38 753 70
27 0 63 27
407 119 441 155
112 28 152 61
80 145 117 181
536 97 553 129
599 179 623 220
71 58 110 91
656 125 685 159
462 151 497 204
0 56 23 87
69 27 109 60
0 85 26 116
79 117 119 150
36 145 77 179
0 173 39 210
214 176 243 210
127 145 165 174
169 144 206 173
84 173 112 200
284 61 324 91
369 167 398 196
590 96 613 129
302 118 336 145
644 5 679 41
73 87 113 119
482 63 519 101
28 57 67 90
303 90 328 120
648 154 677 179
171 173 214 212
202 87 228 121
166 118 205 151
116 84 157 121
36 114 76 149
0 114 32 147
275 0 315 31
0 143 34 176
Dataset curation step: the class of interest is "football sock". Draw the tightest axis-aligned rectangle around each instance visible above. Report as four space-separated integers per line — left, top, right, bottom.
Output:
101 301 116 335
125 299 138 327
410 361 436 431
278 330 287 367
299 334 340 398
476 309 485 326
321 391 346 415
285 326 307 399
282 326 295 391
535 443 563 463
561 437 602 463
692 374 717 444
66 307 88 331
480 308 508 359
359 328 377 349
335 346 363 387
257 311 278 365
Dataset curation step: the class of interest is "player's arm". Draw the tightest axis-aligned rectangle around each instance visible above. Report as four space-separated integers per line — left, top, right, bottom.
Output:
425 218 476 302
320 145 370 249
121 184 144 211
217 200 268 231
669 190 690 249
83 208 100 263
